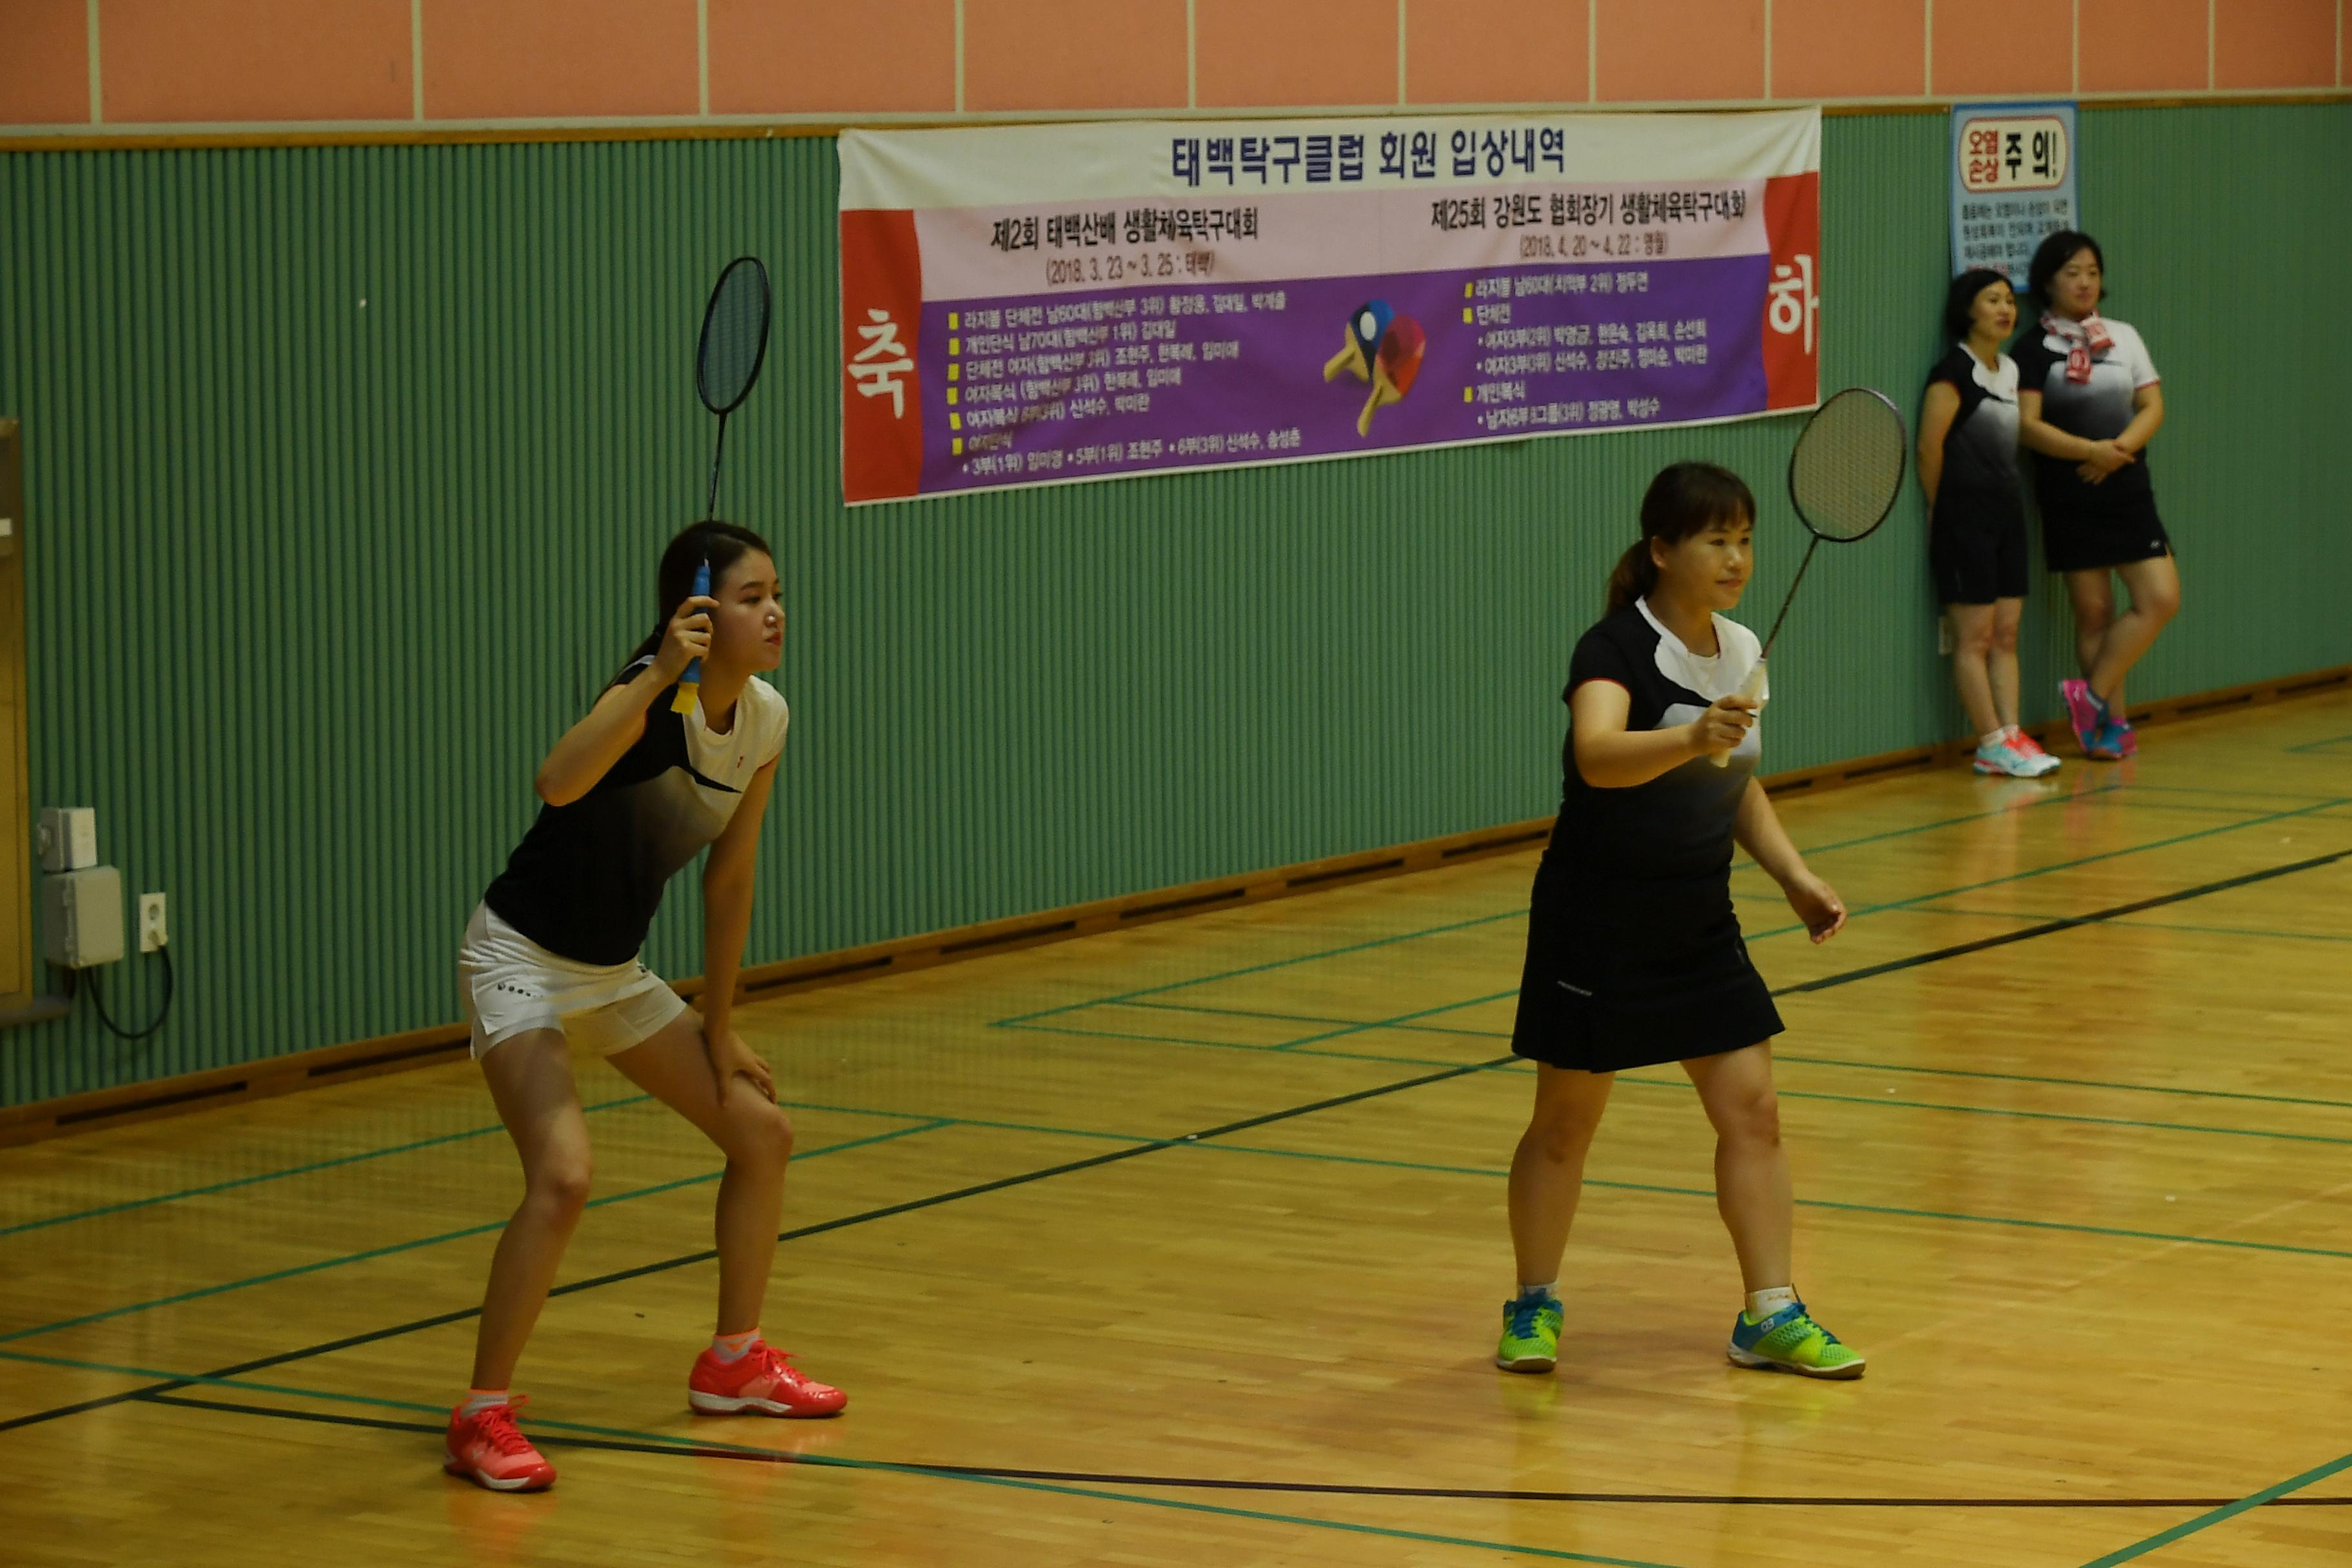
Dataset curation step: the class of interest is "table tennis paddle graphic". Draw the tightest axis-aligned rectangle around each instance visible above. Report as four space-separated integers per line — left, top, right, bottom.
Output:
1324 300 1393 383
1323 300 1426 436
1358 314 1426 435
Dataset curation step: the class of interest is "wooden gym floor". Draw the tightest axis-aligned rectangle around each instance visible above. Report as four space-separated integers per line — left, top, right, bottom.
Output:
4 691 2351 1568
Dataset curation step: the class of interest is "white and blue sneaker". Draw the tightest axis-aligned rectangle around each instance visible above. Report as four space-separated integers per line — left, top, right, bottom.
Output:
1973 730 2060 778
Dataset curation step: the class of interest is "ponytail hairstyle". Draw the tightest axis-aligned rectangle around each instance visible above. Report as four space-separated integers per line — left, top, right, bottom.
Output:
616 520 775 685
1604 462 1756 616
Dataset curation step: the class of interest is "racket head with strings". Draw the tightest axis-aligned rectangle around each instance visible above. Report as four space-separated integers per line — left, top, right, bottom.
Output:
675 257 772 714
1787 386 1908 545
696 256 772 417
1759 385 1910 654
1707 387 1909 765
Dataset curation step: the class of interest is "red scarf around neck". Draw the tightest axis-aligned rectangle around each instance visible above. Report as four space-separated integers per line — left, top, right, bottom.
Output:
2042 310 2112 384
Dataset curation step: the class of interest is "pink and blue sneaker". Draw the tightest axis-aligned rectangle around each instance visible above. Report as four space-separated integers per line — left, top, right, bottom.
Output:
2061 680 2122 760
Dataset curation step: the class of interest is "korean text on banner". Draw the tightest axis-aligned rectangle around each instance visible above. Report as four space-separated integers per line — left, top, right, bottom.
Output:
839 110 1822 504
1950 101 2078 281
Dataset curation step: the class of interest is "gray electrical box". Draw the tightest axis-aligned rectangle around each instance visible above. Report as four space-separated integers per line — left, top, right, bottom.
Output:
44 867 124 968
38 807 97 872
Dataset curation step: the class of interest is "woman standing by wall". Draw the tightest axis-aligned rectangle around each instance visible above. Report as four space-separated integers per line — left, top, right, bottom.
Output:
1918 270 2059 777
2015 231 2180 759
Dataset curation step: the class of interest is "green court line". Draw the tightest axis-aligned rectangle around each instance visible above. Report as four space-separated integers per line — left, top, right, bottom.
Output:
1053 1007 2352 1140
684 1097 2352 1264
990 907 1530 1027
1004 1019 1506 1073
0 1092 660 1242
2285 732 2352 754
1176 1141 2352 1262
194 1396 1692 1568
1015 793 2349 1044
1721 778 2135 871
0 1121 952 1345
1131 998 2352 1115
2076 1449 2352 1567
0 1351 1685 1568
1914 904 2352 945
2126 782 2350 802
8 790 2326 1240
22 1081 2349 1370
1273 990 1518 1050
1262 796 2352 1051
2106 917 2352 944
1609 1075 2352 1150
997 787 2134 1028
13 799 2342 1278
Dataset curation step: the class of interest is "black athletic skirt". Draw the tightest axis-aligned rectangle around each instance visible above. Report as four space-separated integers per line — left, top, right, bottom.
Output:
2041 486 2172 574
1509 863 1783 1073
1930 488 2030 605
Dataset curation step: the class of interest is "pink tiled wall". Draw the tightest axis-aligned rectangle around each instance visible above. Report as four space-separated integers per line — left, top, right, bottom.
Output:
8 0 2342 131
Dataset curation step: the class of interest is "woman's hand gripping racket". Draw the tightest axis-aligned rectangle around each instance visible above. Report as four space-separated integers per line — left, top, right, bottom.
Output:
1710 387 1909 765
673 256 774 716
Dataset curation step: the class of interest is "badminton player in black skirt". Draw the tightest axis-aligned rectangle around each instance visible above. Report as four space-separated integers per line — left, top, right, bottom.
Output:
1494 462 1865 1380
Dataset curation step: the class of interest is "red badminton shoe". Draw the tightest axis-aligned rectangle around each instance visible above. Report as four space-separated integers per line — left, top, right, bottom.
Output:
688 1341 846 1418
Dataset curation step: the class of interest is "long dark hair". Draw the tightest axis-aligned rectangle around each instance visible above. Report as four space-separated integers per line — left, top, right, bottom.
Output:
1605 462 1756 615
2026 229 2105 307
616 520 775 683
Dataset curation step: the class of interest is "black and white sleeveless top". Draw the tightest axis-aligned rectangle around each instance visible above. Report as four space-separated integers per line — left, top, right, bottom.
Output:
1925 345 2024 527
2014 316 2160 511
1551 599 1763 884
485 663 790 965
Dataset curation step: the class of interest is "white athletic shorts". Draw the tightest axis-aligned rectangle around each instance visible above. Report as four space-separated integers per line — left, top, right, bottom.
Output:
457 903 687 1059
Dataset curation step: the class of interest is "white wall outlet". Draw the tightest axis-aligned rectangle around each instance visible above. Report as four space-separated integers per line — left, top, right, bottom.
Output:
139 893 168 954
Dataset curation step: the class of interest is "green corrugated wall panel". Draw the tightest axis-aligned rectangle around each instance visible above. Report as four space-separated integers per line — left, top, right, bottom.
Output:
1 107 2344 1106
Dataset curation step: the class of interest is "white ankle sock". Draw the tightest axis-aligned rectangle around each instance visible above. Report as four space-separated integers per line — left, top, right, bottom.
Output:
1745 1286 1798 1320
458 1389 509 1420
1515 1280 1558 1302
711 1329 762 1363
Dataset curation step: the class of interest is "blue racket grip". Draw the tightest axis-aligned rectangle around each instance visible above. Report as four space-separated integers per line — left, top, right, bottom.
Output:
670 559 711 714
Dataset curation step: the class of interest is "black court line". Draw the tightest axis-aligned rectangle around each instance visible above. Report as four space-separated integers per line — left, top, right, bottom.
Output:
1774 846 2352 995
0 1056 1505 1435
134 1393 2352 1511
10 845 2349 1440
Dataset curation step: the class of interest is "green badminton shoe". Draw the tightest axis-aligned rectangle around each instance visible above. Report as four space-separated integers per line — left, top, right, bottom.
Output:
1495 1291 1563 1373
1727 1300 1865 1379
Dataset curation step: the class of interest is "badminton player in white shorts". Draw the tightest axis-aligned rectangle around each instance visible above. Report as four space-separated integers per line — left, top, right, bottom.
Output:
444 520 843 1493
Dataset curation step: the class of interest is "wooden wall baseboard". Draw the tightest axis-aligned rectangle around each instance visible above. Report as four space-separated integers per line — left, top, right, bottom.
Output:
4 659 2345 1148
